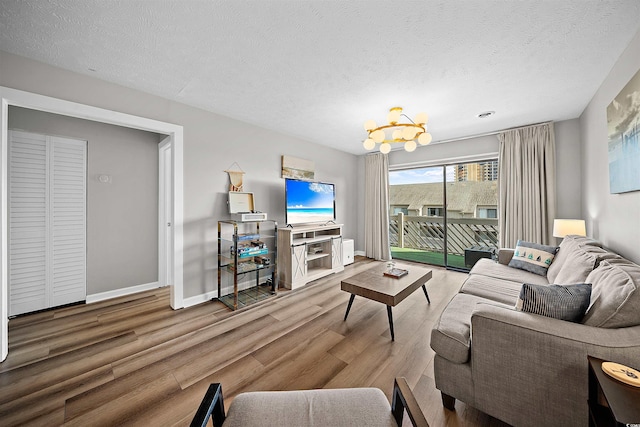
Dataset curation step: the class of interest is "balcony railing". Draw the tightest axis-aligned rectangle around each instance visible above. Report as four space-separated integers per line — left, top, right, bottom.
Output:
390 213 499 256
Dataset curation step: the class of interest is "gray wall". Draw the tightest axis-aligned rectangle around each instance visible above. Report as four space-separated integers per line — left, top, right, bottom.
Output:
554 119 583 219
580 28 640 263
8 106 161 295
0 50 360 300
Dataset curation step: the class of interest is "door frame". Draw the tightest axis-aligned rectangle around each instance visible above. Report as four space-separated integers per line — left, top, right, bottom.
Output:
158 138 173 289
0 86 184 362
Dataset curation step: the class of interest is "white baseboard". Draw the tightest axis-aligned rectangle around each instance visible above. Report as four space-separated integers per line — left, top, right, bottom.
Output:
355 250 365 256
183 290 218 308
86 281 162 304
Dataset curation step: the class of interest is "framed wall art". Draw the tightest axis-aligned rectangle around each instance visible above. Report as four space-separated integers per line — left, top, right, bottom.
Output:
281 155 315 180
607 67 640 194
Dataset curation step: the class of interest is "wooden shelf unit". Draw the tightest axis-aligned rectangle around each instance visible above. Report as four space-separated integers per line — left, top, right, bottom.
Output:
278 223 344 289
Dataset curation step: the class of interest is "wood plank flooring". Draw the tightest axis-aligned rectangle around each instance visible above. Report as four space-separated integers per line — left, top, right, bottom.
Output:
1 257 510 426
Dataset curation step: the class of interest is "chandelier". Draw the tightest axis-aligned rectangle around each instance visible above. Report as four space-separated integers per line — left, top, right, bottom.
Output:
363 107 432 153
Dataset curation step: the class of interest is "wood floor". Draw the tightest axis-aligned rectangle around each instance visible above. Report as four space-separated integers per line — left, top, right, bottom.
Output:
1 257 510 426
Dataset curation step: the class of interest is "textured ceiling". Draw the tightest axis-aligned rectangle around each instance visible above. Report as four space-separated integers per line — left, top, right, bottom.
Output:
1 1 640 155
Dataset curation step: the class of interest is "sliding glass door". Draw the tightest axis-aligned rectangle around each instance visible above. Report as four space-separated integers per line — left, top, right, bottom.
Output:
389 160 499 271
389 165 448 266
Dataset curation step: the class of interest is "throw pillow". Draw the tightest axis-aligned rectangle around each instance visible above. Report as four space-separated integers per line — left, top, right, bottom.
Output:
508 240 558 276
515 283 592 322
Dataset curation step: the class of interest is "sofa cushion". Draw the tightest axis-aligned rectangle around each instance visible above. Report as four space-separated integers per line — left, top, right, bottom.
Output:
470 258 550 286
582 259 640 328
547 238 598 284
508 240 558 276
461 273 528 306
431 294 510 364
223 387 396 427
564 234 603 248
515 283 592 322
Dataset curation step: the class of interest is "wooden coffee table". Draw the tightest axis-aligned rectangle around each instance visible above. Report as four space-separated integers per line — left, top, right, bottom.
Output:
341 262 432 341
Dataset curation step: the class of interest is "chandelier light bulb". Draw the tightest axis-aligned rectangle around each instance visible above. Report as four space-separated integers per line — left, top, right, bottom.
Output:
363 138 376 150
402 126 418 140
418 132 433 145
414 112 429 124
392 129 403 140
371 129 385 143
404 140 417 152
387 108 402 124
379 142 391 154
364 119 377 131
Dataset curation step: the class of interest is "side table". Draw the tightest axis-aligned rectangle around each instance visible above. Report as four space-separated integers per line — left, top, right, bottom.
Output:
588 356 640 426
464 245 493 269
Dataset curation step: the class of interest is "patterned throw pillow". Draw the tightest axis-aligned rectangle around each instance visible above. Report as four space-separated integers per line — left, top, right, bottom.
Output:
515 283 592 322
508 240 558 276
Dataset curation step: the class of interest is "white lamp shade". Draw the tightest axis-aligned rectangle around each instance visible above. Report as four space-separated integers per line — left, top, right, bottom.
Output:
392 129 403 140
363 138 376 150
379 142 391 154
553 219 586 238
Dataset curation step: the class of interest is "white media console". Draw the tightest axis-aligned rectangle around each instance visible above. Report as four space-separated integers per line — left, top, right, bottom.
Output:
277 223 344 289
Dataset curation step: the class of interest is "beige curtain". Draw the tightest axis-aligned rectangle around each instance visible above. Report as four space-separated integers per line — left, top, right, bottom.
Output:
498 122 556 247
364 153 391 260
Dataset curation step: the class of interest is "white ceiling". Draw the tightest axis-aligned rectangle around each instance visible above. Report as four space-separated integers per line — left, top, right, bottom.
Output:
1 1 640 155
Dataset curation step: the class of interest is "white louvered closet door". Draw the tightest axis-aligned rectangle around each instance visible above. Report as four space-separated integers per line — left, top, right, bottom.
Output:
9 130 87 316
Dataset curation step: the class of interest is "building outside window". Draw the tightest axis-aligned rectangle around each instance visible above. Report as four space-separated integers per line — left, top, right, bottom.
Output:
392 206 408 215
426 207 444 217
478 207 498 218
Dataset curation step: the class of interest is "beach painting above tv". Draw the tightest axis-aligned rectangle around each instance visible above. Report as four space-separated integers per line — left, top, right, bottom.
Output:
281 155 315 180
607 66 640 194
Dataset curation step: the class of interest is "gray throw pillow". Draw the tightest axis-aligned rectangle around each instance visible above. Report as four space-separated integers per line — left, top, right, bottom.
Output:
515 283 592 322
508 240 558 276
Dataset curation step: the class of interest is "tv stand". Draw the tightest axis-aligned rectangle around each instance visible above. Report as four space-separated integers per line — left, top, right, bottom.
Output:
278 224 344 289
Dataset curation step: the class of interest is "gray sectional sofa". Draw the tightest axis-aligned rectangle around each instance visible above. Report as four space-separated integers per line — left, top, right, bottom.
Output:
430 235 640 427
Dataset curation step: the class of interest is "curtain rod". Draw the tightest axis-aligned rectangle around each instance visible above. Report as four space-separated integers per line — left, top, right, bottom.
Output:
429 121 552 146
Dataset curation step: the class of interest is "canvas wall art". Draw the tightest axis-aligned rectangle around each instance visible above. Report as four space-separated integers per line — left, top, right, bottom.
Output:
281 155 315 180
607 67 640 194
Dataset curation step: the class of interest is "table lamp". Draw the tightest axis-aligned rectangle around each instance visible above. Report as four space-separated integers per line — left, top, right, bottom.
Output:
552 219 586 238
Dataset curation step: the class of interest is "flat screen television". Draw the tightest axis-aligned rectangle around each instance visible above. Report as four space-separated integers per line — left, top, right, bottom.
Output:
285 178 335 226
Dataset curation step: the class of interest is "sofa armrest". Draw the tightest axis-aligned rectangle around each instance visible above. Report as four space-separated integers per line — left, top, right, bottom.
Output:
191 383 225 427
392 377 429 427
497 248 514 265
468 304 640 427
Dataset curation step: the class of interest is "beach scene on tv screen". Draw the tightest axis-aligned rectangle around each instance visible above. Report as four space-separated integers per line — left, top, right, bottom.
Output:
287 181 334 224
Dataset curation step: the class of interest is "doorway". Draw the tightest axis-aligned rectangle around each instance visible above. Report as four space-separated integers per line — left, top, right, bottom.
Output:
389 160 499 270
0 86 184 362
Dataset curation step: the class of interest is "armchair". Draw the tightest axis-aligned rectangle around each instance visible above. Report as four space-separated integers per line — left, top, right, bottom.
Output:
191 377 428 427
